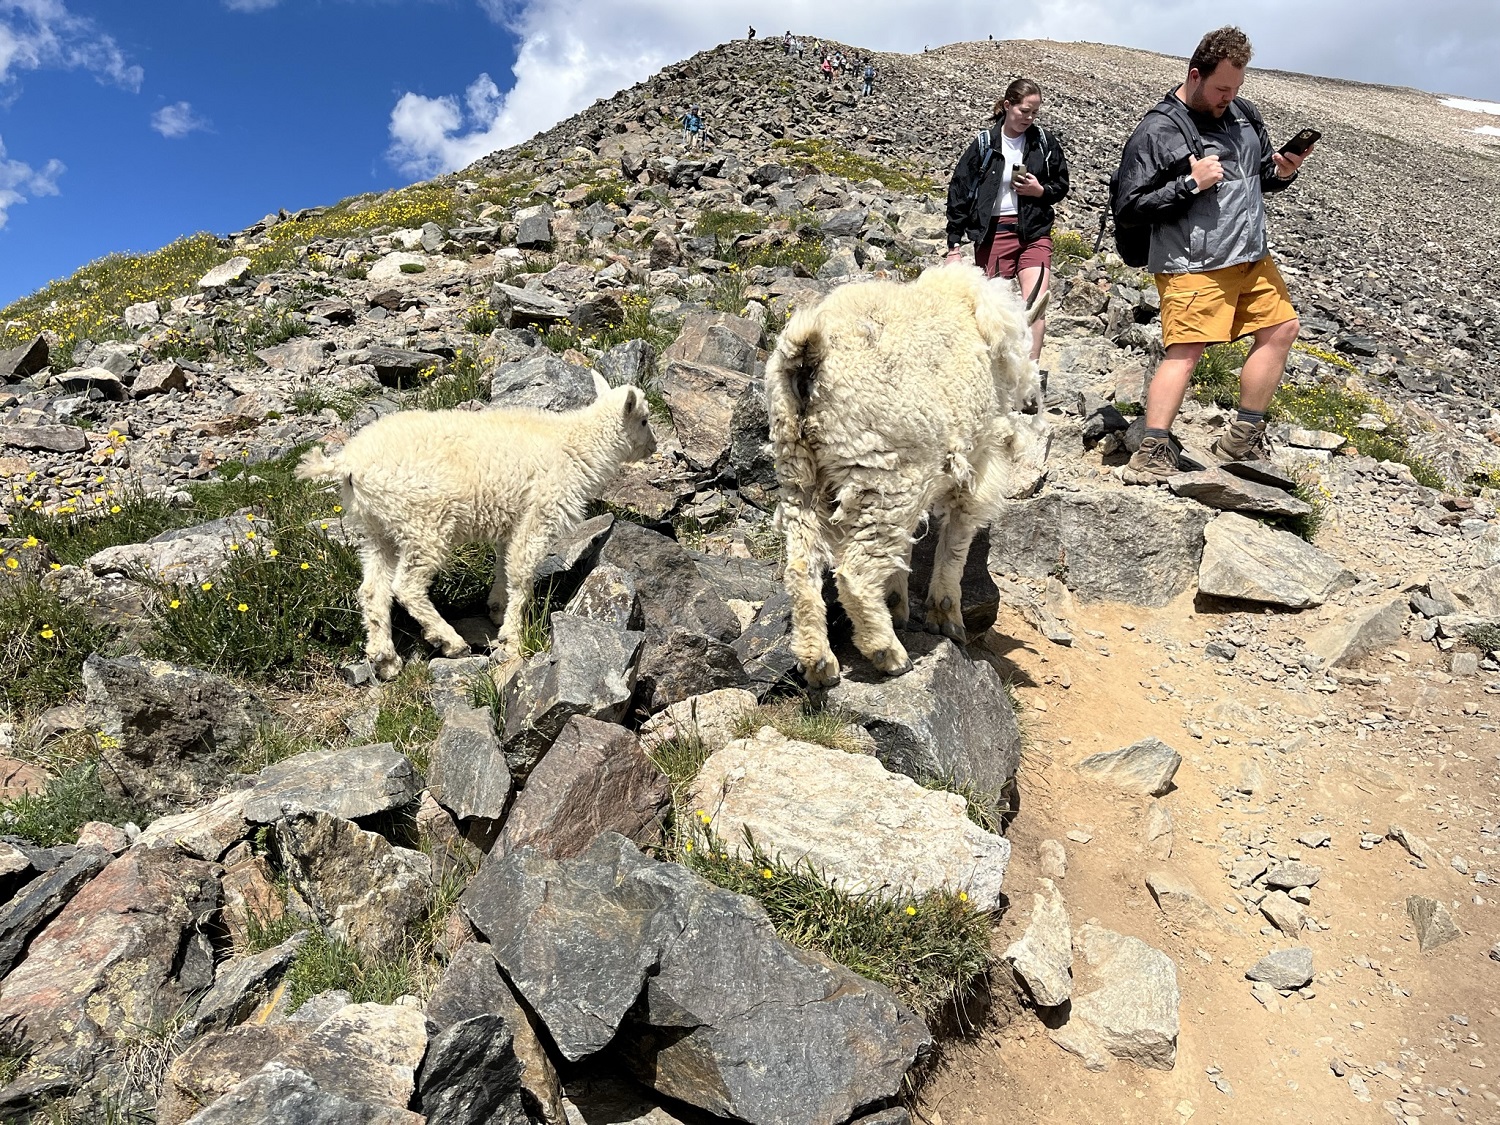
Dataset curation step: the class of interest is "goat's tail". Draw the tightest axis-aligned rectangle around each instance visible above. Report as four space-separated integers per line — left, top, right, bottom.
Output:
294 445 345 483
764 306 827 498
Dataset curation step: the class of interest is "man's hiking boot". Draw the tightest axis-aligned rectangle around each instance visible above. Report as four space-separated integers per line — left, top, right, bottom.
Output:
1120 435 1179 485
1210 419 1272 464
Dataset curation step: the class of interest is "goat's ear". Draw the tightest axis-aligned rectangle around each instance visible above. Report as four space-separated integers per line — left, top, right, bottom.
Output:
592 371 611 399
624 386 644 415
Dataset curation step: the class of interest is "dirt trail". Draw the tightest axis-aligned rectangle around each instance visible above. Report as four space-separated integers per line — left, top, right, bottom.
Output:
919 595 1499 1125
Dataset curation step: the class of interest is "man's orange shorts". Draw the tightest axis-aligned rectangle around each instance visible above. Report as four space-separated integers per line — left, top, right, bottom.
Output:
1154 257 1297 347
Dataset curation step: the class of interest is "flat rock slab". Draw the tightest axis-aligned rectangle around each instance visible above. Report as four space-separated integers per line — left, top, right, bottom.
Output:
0 846 112 978
462 833 929 1125
1067 924 1181 1070
428 705 512 823
1075 737 1181 796
135 789 253 860
828 633 1021 797
1264 861 1323 889
86 512 260 586
1246 947 1314 990
1168 467 1312 517
989 488 1212 607
243 744 421 824
0 423 88 453
1305 597 1409 668
199 257 251 288
1198 511 1355 609
1144 869 1215 927
1219 459 1298 491
1003 878 1072 1006
1407 895 1461 952
687 728 1011 909
637 687 758 755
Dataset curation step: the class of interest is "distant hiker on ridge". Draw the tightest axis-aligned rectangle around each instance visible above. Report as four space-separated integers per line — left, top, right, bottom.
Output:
945 77 1070 362
862 59 877 97
681 105 704 151
1118 26 1315 484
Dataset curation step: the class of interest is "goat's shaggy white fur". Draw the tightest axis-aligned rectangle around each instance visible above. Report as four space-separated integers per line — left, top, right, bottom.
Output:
296 373 655 680
766 263 1044 686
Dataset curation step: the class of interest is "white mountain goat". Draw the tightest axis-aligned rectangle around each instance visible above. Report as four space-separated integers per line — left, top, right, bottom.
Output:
296 373 655 679
765 263 1047 687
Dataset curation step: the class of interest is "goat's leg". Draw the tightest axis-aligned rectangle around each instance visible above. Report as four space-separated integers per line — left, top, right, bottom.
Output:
358 533 403 680
925 490 985 643
390 545 470 659
885 539 912 628
780 501 839 688
496 513 558 654
836 523 915 677
486 541 509 626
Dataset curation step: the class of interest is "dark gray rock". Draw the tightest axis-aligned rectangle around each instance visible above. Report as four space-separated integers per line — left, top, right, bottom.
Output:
490 283 571 329
82 654 270 812
0 335 49 381
0 423 88 453
347 345 445 388
0 846 111 978
598 522 741 641
572 292 625 332
428 705 512 823
179 933 309 1044
243 745 421 824
534 513 614 592
636 627 750 712
500 612 644 779
595 338 656 387
828 633 1021 795
731 593 799 698
1245 947 1314 990
182 1061 422 1124
819 207 866 238
729 379 777 505
660 311 762 374
422 943 563 1125
502 716 668 861
515 204 555 250
990 489 1212 606
462 833 929 1123
489 352 596 413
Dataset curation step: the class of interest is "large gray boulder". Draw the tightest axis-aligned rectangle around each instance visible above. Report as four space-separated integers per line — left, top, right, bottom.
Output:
500 613 644 779
489 352 596 413
634 626 749 712
597 522 743 641
660 310 762 374
428 705 512 824
989 489 1212 606
500 715 670 861
1075 736 1181 796
1198 512 1355 608
1063 924 1181 1070
1003 879 1072 1007
514 204 555 250
828 633 1021 796
461 834 929 1124
687 728 1010 908
82 654 271 811
85 512 261 587
657 361 754 471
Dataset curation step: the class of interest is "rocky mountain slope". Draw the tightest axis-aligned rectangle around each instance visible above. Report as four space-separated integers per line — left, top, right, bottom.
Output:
0 32 1497 1125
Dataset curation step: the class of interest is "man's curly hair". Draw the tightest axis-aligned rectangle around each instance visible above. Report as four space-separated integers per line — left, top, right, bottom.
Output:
1189 27 1253 77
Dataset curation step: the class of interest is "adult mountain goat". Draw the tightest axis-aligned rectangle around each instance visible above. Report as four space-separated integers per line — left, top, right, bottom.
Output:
296 373 655 680
766 264 1047 687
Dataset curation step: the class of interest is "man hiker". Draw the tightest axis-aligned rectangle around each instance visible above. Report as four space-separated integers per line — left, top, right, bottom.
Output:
681 105 704 151
1117 26 1314 484
862 59 876 96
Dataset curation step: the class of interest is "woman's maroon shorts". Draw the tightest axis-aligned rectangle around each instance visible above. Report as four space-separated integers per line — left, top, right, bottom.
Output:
974 220 1052 280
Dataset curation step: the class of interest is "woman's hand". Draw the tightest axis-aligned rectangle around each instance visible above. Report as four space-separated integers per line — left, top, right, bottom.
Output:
1014 171 1045 198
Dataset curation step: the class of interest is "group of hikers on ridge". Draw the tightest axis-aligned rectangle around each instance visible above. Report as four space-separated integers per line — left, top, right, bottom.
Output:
944 25 1315 479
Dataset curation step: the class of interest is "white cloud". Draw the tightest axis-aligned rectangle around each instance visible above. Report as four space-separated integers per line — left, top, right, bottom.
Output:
0 133 63 228
151 100 211 139
0 0 142 90
222 0 281 11
388 0 1500 175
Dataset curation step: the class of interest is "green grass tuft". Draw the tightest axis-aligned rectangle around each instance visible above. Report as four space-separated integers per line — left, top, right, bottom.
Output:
373 663 442 774
1464 623 1500 653
0 581 121 712
285 928 423 1012
0 761 146 848
731 697 867 754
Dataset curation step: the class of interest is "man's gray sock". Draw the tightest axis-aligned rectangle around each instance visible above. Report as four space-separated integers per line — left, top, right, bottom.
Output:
1145 427 1171 442
1235 408 1266 425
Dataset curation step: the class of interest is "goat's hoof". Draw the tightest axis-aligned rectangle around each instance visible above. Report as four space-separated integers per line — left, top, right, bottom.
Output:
438 638 471 658
890 609 910 629
803 654 841 689
372 653 404 681
938 620 966 643
869 644 912 677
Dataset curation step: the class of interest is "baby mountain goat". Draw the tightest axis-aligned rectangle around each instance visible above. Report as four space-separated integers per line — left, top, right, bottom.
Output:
296 373 655 680
766 263 1048 687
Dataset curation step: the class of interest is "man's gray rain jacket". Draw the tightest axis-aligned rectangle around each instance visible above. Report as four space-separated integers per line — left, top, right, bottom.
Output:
1116 91 1296 276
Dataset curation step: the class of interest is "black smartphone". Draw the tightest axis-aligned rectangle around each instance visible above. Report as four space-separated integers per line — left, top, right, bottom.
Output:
1279 128 1321 156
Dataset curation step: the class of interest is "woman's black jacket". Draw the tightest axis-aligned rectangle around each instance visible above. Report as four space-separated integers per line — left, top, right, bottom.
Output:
945 122 1069 247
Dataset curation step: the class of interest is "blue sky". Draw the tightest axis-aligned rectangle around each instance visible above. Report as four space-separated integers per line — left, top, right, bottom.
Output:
2 0 1497 311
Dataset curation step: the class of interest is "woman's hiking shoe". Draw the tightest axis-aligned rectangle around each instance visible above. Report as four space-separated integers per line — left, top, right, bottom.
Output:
1120 435 1179 485
1210 420 1272 463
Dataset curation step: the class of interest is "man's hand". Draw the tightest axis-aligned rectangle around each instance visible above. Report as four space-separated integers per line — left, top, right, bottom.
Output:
943 245 967 264
1271 142 1313 179
1188 154 1224 190
1014 170 1045 198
